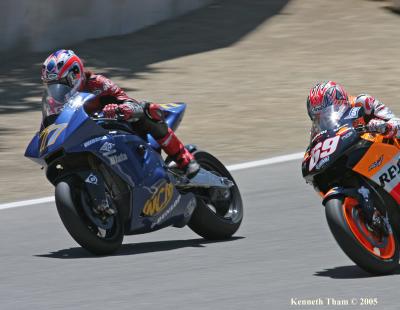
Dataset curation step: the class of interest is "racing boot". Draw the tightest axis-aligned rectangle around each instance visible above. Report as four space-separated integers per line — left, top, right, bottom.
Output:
157 128 200 178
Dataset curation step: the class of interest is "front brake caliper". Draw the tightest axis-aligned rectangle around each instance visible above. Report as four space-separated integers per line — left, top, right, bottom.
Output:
79 171 116 216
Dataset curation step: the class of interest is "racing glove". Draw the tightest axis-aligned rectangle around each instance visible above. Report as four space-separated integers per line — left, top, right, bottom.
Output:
102 102 144 121
367 119 398 138
386 119 400 138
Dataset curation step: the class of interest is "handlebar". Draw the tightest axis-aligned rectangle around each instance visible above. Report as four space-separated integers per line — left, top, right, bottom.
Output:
91 112 126 122
354 125 367 133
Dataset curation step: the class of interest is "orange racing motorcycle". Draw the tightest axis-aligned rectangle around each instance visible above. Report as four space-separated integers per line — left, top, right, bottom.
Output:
302 105 400 274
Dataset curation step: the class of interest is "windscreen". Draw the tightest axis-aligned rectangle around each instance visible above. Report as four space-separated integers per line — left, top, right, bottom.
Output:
41 83 73 118
311 104 351 135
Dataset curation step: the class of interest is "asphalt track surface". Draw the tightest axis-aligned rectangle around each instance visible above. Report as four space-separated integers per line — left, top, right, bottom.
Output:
2 160 400 309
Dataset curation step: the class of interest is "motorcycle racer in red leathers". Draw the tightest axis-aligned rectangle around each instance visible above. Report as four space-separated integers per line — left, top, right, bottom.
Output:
41 49 200 177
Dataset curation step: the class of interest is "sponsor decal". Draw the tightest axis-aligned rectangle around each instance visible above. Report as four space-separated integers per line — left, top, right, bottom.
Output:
100 142 115 153
341 131 353 140
368 155 384 171
108 153 128 165
378 158 400 187
143 181 174 216
344 107 361 119
311 100 329 114
358 186 370 200
83 136 107 148
98 142 126 165
315 156 329 170
151 195 182 228
39 123 68 153
85 173 98 185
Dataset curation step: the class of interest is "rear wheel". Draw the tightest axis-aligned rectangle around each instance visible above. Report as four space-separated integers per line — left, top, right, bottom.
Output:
188 151 243 239
55 176 124 255
325 197 399 274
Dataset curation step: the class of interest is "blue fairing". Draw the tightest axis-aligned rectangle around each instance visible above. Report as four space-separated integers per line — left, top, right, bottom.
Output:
25 94 194 234
25 92 97 165
25 134 42 165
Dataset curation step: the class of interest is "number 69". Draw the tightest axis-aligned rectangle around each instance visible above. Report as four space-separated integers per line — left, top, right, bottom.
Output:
309 136 340 171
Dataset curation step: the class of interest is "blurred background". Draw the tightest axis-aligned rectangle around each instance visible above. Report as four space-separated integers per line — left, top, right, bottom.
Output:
1 0 400 203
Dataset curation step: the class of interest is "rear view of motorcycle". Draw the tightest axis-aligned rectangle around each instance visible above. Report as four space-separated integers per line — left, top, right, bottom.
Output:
25 86 243 255
302 104 400 274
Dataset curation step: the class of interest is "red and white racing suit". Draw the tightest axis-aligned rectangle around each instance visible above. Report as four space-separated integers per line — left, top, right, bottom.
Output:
311 94 400 139
83 72 196 170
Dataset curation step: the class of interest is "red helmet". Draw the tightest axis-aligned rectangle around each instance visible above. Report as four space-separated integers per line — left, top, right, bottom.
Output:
42 49 85 87
306 81 350 120
41 50 85 116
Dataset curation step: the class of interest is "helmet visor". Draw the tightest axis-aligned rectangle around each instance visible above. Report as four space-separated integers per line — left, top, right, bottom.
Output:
41 83 73 117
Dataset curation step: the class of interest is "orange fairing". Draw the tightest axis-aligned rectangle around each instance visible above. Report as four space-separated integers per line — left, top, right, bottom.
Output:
353 142 399 178
337 127 349 135
343 197 395 259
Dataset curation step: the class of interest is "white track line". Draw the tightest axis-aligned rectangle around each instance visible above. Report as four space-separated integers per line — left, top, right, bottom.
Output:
0 196 55 210
0 151 304 211
227 152 304 171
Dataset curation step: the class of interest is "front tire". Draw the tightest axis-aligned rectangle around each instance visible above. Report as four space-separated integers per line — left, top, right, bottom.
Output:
55 177 124 255
188 151 243 239
325 197 399 274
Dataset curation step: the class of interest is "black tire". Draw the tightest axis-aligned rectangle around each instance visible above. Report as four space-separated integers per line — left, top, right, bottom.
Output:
188 150 243 239
55 177 124 255
325 198 399 275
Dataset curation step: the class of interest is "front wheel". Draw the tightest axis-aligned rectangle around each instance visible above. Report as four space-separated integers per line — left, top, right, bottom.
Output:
188 150 243 239
325 197 399 274
55 176 124 255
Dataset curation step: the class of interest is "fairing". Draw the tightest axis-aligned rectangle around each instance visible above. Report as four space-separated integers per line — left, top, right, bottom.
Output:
25 94 195 234
302 105 363 179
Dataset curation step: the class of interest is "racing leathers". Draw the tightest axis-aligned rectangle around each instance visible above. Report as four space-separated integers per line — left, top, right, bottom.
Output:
83 72 200 177
309 93 400 231
311 94 400 139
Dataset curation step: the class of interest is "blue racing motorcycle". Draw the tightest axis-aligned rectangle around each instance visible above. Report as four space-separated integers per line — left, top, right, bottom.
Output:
25 85 243 255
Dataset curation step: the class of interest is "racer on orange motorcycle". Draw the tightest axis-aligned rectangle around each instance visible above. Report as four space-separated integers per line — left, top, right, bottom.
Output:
306 80 400 230
307 81 400 140
41 49 200 177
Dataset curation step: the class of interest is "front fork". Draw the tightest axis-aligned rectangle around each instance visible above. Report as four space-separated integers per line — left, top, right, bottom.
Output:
323 183 390 235
76 171 115 216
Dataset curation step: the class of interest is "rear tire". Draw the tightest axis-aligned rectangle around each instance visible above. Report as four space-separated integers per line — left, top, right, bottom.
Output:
55 177 124 255
325 197 399 274
188 151 243 239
